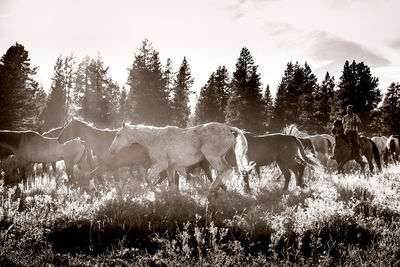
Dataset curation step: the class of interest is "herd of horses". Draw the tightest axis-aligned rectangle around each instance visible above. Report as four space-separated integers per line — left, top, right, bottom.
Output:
0 118 400 195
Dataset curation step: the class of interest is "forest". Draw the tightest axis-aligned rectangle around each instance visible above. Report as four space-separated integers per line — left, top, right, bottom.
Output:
1 40 400 136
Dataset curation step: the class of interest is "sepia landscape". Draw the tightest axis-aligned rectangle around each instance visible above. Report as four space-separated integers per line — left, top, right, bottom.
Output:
1 0 400 266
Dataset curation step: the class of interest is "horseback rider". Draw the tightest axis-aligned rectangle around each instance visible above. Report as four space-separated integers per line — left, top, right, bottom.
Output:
342 105 361 157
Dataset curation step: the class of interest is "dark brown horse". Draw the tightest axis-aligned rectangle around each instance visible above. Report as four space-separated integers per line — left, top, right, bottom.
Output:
220 132 319 191
331 119 381 173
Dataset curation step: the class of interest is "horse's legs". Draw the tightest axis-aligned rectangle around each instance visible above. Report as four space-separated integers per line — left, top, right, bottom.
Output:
64 161 74 185
354 156 365 173
291 162 305 188
365 154 374 173
42 163 48 173
337 160 346 174
186 164 197 182
51 162 57 176
20 165 28 185
155 171 167 185
199 159 213 183
242 171 251 193
207 157 231 193
276 160 292 190
88 164 106 188
148 163 168 190
166 167 178 192
86 149 96 170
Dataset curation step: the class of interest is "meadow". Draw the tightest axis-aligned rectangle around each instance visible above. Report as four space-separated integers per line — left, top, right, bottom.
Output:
0 161 400 266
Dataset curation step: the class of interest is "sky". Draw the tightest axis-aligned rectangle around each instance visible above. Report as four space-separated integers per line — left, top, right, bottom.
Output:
1 0 400 104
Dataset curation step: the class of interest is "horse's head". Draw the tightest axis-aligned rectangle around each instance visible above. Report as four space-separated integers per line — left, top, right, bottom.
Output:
109 122 133 155
331 119 343 136
58 119 79 144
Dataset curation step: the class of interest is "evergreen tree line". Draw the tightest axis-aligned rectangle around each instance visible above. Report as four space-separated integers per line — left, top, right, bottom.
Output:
1 41 400 136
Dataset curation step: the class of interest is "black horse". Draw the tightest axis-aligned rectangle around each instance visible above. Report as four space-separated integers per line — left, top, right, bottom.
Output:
331 119 381 173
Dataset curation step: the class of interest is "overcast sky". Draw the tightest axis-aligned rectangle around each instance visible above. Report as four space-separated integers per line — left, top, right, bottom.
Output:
1 0 400 101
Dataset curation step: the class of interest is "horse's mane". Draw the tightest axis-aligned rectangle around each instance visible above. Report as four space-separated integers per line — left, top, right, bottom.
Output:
281 124 309 138
42 126 63 137
71 118 117 133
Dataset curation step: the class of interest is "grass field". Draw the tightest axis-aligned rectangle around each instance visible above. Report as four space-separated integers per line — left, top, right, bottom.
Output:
0 161 400 266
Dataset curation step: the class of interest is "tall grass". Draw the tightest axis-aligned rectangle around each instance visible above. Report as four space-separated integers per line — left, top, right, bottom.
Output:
0 161 400 266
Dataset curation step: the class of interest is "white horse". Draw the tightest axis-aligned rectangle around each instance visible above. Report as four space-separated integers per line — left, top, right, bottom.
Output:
384 135 400 163
109 122 251 193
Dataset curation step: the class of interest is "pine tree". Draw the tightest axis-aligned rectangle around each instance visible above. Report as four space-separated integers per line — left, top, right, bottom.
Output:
381 82 400 134
263 85 274 129
336 60 381 132
63 55 76 120
75 55 120 128
127 40 170 126
0 43 45 130
269 62 318 132
269 62 294 132
195 66 230 123
314 72 335 132
225 47 265 133
171 57 194 127
118 86 129 124
72 56 91 118
163 58 175 102
40 56 67 130
299 63 319 132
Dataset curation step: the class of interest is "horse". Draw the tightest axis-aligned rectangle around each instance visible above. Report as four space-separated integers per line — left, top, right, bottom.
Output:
331 119 381 173
109 122 251 194
58 119 212 190
384 135 400 164
36 126 66 173
58 119 152 187
221 133 319 191
371 136 388 165
298 137 315 155
282 124 334 167
161 132 318 192
0 130 88 184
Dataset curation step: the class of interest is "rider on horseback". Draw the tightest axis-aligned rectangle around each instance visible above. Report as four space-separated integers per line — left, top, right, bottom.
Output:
342 105 361 157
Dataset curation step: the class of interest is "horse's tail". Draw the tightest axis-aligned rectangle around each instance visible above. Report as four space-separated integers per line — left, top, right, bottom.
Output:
369 139 381 171
326 138 333 155
300 138 315 155
230 127 253 173
293 136 320 168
